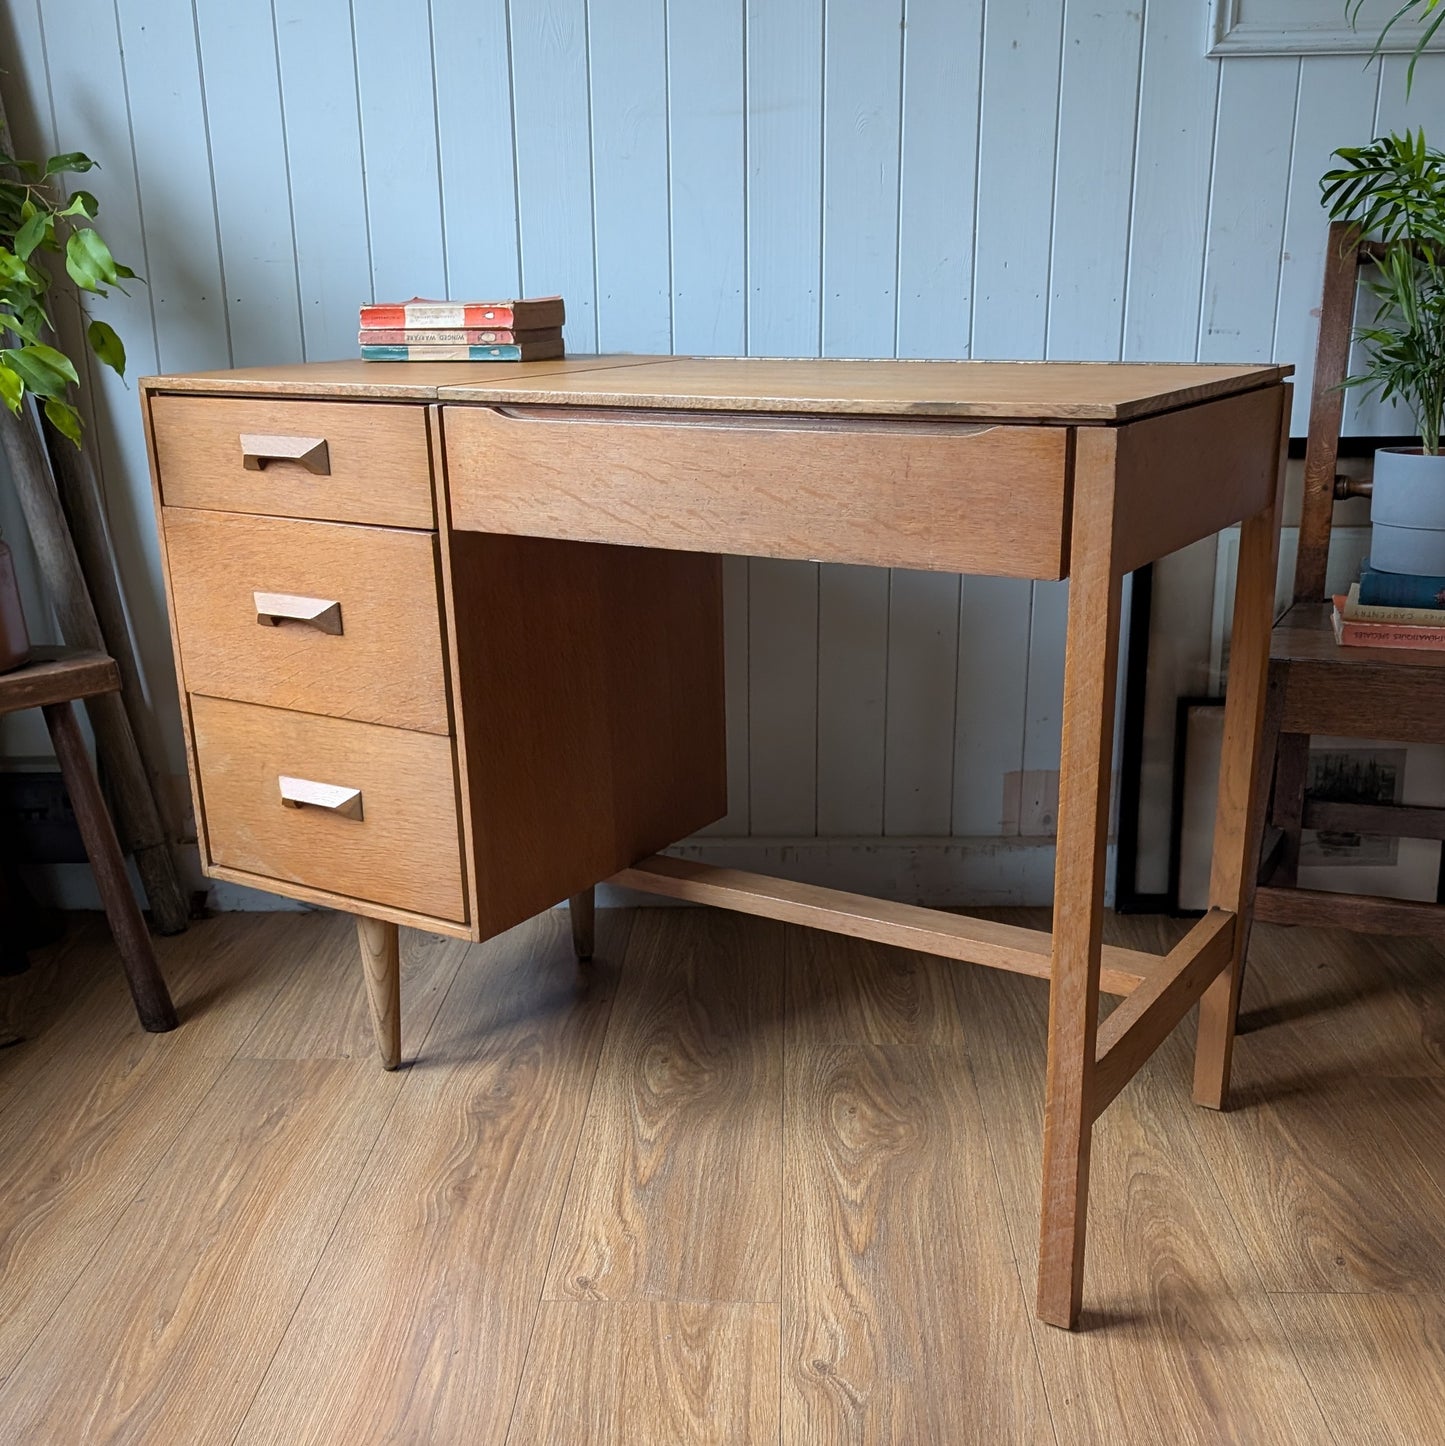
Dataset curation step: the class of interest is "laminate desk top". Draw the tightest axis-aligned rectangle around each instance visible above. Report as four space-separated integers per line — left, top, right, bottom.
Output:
144 354 1289 421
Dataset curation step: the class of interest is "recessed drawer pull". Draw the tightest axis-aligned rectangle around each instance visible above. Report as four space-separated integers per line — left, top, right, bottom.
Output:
278 775 363 820
253 590 343 635
239 432 331 475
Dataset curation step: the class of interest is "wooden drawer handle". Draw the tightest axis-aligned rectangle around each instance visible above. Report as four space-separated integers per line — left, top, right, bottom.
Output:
254 591 343 635
278 775 363 820
240 432 331 475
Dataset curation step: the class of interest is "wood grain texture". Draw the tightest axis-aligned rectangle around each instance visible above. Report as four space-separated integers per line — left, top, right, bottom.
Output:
0 1057 398 1444
1269 1292 1445 1446
782 1038 1052 1443
442 531 725 940
163 508 450 733
190 695 466 923
150 394 435 528
509 1302 780 1446
140 355 665 399
543 908 783 1305
4 908 1444 1441
615 855 1163 996
1255 884 1445 937
232 909 628 1446
1109 383 1285 575
1037 426 1123 1329
1195 386 1289 1109
0 647 118 713
444 403 1070 577
356 915 400 1069
434 356 1290 421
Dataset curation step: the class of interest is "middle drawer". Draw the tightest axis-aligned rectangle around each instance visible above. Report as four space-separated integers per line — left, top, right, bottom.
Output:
164 508 450 734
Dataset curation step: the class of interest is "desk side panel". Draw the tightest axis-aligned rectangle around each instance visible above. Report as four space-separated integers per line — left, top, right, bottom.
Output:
445 530 727 939
1110 384 1286 575
443 404 1070 579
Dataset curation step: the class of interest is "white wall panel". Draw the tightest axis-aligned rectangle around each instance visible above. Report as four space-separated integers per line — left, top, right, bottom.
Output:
3 2 1438 905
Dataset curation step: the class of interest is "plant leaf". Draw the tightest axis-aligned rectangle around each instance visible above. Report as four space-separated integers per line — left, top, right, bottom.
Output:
13 210 49 261
60 190 99 219
43 151 97 177
2 343 79 399
43 396 83 445
87 319 125 377
0 364 22 412
64 227 118 292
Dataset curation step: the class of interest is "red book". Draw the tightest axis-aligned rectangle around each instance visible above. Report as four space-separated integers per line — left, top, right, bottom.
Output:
358 295 565 330
1331 595 1445 651
357 326 561 346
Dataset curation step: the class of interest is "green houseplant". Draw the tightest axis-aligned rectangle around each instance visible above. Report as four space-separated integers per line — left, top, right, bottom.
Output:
0 147 131 442
1321 130 1445 572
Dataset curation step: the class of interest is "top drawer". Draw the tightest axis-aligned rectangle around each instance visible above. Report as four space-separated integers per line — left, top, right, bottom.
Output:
443 405 1071 579
149 394 434 528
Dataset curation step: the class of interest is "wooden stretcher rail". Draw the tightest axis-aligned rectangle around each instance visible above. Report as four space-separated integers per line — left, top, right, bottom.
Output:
1091 908 1236 1118
613 855 1165 997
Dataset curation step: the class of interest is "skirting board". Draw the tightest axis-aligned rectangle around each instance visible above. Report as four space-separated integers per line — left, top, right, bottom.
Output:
26 836 1108 917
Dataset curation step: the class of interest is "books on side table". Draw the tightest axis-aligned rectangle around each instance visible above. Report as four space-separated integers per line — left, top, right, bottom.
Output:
1333 577 1445 651
358 296 565 362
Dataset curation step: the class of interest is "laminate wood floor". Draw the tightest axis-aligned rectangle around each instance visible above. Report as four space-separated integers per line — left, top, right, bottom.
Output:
1 903 1442 1443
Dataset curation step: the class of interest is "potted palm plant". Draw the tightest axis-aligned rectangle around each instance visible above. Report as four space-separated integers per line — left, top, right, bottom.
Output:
1321 130 1445 574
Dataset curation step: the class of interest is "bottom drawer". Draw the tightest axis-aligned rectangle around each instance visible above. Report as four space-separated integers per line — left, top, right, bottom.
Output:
191 695 466 923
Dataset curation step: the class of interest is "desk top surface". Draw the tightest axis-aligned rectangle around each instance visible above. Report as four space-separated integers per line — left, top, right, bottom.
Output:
142 354 1290 422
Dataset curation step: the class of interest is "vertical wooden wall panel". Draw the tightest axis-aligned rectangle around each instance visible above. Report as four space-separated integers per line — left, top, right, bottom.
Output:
749 559 818 838
432 0 523 303
589 0 672 352
195 6 305 369
896 0 982 361
1047 0 1145 362
512 0 600 352
959 0 1064 840
274 0 374 358
744 0 824 837
1199 59 1299 363
815 0 903 839
667 2 748 836
353 1 447 303
1274 57 1380 436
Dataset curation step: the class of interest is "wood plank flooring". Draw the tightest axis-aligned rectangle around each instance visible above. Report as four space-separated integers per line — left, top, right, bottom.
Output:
1 903 1442 1443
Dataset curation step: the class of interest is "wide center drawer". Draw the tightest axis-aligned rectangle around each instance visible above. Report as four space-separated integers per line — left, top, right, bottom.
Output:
164 509 450 734
191 696 466 923
442 404 1071 578
150 394 434 528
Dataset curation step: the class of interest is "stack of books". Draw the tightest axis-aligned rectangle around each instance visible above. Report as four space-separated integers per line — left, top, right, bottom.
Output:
358 295 565 362
1331 557 1445 652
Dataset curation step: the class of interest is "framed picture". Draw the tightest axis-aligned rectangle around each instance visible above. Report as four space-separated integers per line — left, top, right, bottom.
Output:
1208 0 1445 56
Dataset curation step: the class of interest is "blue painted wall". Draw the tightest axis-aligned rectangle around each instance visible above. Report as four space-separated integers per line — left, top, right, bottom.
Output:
1 2 1441 903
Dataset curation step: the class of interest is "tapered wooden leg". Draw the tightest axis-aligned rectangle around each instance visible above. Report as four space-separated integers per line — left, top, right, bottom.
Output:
356 916 401 1069
1194 388 1289 1111
1037 429 1123 1330
568 887 595 962
42 701 177 1032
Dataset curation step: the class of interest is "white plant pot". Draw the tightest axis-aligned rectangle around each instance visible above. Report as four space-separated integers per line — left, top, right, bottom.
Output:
1369 447 1445 575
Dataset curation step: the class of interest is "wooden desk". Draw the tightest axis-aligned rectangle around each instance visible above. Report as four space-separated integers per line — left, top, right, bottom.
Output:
140 355 1289 1329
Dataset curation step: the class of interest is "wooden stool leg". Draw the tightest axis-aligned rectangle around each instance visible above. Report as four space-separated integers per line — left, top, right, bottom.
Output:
356 915 401 1069
1270 730 1310 888
42 701 177 1032
1037 430 1124 1330
1194 395 1289 1111
569 887 595 962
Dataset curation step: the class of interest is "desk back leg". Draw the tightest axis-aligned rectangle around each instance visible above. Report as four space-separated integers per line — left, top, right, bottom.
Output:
1037 429 1122 1330
568 888 595 962
1194 387 1289 1109
356 916 401 1069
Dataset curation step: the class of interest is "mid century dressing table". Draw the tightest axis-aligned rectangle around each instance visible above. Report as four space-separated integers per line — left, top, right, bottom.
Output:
140 355 1289 1329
